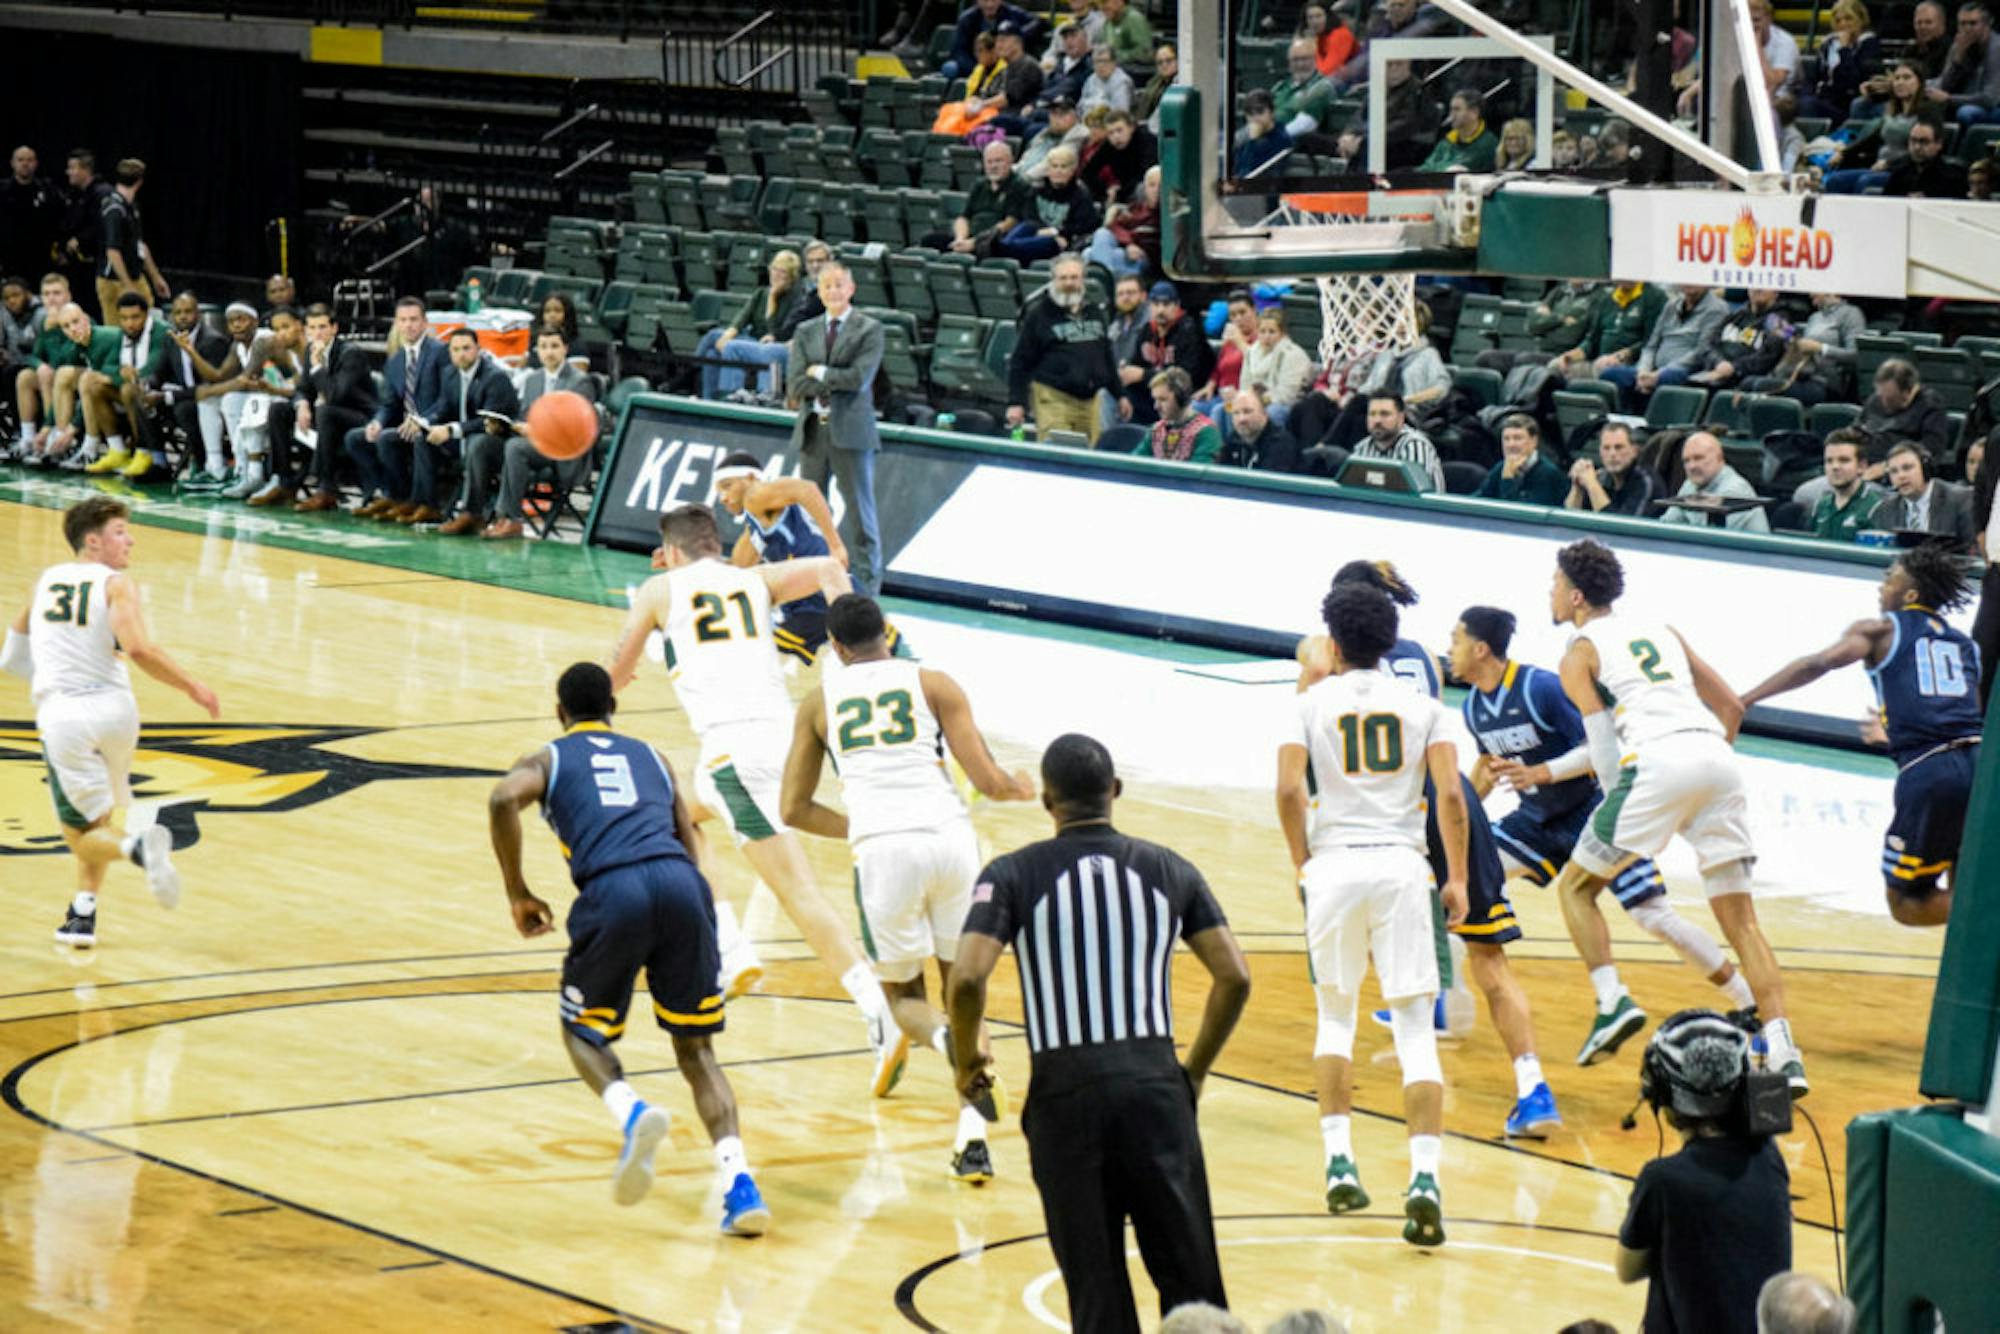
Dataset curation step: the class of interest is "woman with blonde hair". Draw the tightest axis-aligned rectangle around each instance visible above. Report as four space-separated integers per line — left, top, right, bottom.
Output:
1796 0 1880 124
1495 117 1535 171
700 249 806 401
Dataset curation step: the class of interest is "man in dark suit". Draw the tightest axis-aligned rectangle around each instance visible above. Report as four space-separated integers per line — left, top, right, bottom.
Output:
785 261 884 595
1872 441 1977 545
154 289 232 480
415 327 520 529
447 322 595 539
278 303 378 510
346 294 448 519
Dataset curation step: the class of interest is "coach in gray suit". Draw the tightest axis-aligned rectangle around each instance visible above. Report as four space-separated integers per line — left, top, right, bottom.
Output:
1871 441 1977 546
445 323 597 539
786 261 884 595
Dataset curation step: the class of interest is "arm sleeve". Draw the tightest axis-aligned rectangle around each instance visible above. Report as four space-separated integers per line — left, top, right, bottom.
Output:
1585 709 1623 791
1 627 31 680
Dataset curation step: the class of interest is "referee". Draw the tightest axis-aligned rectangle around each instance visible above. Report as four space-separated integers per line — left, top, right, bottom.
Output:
947 733 1251 1334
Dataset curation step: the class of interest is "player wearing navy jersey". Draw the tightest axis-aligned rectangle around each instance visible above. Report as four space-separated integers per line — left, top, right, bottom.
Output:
487 663 769 1235
1741 545 1982 926
1452 608 1757 1064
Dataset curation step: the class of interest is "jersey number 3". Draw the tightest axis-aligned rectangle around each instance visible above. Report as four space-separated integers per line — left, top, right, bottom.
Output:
43 581 93 627
692 590 757 641
1336 713 1404 774
590 753 639 807
837 690 917 750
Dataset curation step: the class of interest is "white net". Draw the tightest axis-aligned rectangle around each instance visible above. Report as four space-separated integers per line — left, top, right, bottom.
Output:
1314 270 1421 394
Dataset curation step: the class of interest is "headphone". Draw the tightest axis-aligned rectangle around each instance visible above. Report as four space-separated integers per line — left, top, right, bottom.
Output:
1637 1009 1749 1119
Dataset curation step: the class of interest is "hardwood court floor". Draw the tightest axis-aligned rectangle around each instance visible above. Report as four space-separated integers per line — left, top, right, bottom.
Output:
0 490 1943 1332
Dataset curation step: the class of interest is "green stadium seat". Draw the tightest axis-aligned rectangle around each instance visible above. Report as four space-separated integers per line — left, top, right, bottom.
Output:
1744 394 1806 438
1807 401 1863 438
661 171 707 230
971 263 1022 322
1914 346 1982 413
888 252 937 323
716 125 756 177
927 257 980 319
819 185 857 243
629 172 666 225
929 314 997 400
1645 384 1708 429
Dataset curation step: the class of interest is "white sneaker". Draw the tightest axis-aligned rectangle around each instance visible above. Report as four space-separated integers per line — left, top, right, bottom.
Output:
221 469 265 499
867 1010 911 1098
59 447 99 472
248 477 285 503
137 825 180 909
721 940 764 1000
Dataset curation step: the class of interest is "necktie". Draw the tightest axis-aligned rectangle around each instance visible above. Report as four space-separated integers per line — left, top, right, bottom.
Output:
460 369 470 420
403 346 419 421
826 316 841 358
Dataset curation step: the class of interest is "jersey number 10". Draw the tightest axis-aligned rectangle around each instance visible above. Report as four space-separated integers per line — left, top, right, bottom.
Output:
1914 637 1969 698
1336 713 1404 774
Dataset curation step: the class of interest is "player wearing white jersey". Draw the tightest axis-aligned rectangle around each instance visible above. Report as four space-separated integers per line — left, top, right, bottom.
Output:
1548 539 1805 1096
1277 582 1468 1249
4 497 219 947
781 594 1036 1183
609 503 906 1097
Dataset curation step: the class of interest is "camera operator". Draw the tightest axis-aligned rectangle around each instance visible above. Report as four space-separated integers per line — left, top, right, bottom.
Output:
1616 1010 1794 1334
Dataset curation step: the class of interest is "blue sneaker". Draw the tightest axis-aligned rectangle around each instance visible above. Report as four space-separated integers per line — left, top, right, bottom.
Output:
611 1103 670 1206
1371 997 1452 1033
1504 1082 1562 1139
721 1171 771 1236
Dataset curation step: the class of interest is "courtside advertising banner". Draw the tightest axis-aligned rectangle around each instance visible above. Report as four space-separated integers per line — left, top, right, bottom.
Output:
1608 190 1910 299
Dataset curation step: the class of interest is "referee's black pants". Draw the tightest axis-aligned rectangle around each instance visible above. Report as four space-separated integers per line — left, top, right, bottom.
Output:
1022 1043 1227 1334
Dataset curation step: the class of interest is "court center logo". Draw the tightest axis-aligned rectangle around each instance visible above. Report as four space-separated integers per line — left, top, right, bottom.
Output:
0 722 499 854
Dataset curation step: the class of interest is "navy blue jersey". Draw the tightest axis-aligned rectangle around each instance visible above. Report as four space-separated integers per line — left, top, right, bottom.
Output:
1462 661 1596 821
747 502 830 615
542 723 688 885
1385 637 1442 700
1868 608 1983 767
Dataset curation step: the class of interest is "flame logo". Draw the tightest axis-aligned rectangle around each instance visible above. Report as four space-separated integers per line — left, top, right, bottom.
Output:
1730 207 1759 266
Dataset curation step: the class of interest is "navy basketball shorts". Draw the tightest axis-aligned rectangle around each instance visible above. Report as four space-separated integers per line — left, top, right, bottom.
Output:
1426 773 1521 946
772 596 828 665
1882 744 1977 900
1493 803 1666 909
561 857 725 1044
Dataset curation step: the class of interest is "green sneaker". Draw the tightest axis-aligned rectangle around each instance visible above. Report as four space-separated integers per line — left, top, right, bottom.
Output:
1324 1155 1369 1214
1576 994 1648 1066
1403 1172 1445 1247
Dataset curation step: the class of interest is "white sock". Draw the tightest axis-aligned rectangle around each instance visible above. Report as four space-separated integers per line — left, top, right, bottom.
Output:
1320 1113 1352 1162
955 1104 987 1150
1763 1017 1798 1062
206 447 224 473
72 891 97 916
82 434 101 451
120 832 142 863
1409 1134 1442 1179
1590 965 1626 1013
1513 1054 1545 1100
714 1134 748 1180
106 434 124 451
17 422 30 444
714 899 745 954
1720 972 1755 1008
600 1079 640 1128
930 1027 950 1057
841 962 891 1022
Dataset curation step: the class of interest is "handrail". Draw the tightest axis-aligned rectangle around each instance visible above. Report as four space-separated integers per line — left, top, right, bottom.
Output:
712 9 793 90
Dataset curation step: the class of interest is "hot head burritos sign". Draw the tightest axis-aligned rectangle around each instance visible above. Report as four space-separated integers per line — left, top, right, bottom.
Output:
1609 190 1910 299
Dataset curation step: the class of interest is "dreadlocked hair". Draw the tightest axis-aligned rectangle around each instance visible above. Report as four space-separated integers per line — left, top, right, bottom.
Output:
1332 559 1419 607
1898 541 1974 614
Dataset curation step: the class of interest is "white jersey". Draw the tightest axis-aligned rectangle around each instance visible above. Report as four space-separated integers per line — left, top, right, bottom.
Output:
658 560 791 735
822 657 965 842
1572 612 1723 750
27 561 131 709
1294 667 1449 856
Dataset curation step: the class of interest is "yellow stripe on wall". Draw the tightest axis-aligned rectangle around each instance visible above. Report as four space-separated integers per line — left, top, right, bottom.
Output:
310 27 383 66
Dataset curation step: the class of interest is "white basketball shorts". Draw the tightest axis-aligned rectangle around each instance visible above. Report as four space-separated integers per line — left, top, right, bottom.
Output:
37 690 139 829
852 818 981 982
1301 844 1438 1001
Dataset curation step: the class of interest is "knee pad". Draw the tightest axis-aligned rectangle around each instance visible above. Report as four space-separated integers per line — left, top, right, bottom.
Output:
1312 984 1358 1060
1625 897 1677 937
1702 858 1753 899
1390 995 1444 1086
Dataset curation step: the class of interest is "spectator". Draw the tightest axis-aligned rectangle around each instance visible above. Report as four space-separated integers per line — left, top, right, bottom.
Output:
1928 1 2000 127
1567 420 1667 516
539 291 581 348
1756 1271 1857 1334
1020 96 1088 180
1420 89 1500 173
1808 431 1885 540
1240 306 1315 424
1776 93 1810 172
1118 281 1216 424
1601 284 1729 411
347 296 450 521
222 305 308 499
1336 0 1449 86
1157 1302 1248 1334
1101 271 1148 430
1192 289 1260 423
1293 301 1452 449
1349 391 1445 491
1831 60 1932 193
980 22 1046 133
933 33 1008 136
1006 251 1113 444
12 273 76 460
1055 0 1102 46
1084 162 1162 278
1299 2 1357 78
1098 0 1154 68
1272 39 1340 151
1041 22 1094 107
96 159 168 321
0 274 40 385
80 290 173 478
1334 60 1440 169
0 147 60 282
782 240 835 335
285 302 378 512
264 272 298 316
1662 431 1771 532
1236 89 1296 178
1494 117 1536 170
480 321 595 539
786 261 885 594
1857 357 1954 460
922 141 1033 254
1616 1013 1792 1334
1499 278 1597 371
56 150 111 306
1883 117 1970 196
1081 109 1156 207
997 147 1100 262
1971 155 1996 195
1795 0 1882 123
1080 43 1136 115
1895 0 1957 83
157 289 231 483
51 301 121 468
1136 45 1178 131
1476 413 1567 503
1688 288 1791 393
1733 290 1865 405
696 250 806 402
1751 0 1802 94
1872 440 1977 542
1551 128 1581 168
408 327 517 530
1133 367 1222 463
1221 385 1301 472
940 0 1044 81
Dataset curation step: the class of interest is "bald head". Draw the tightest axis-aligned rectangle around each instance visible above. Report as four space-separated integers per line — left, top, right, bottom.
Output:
56 302 92 343
1682 431 1724 487
1756 1272 1856 1334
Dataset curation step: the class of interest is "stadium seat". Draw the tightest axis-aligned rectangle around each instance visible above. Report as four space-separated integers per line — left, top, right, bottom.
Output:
629 172 666 225
757 179 795 235
1914 347 1983 413
1443 460 1488 494
1566 378 1619 412
1807 401 1863 438
662 171 708 230
860 190 907 247
888 252 937 324
971 264 1022 322
1449 294 1505 361
490 268 540 308
842 249 893 309
819 185 857 242
716 125 756 177
786 181 824 237
1452 366 1504 410
599 280 637 336
1645 384 1708 429
927 259 980 319
1855 333 1909 389
679 233 720 292
1097 422 1149 453
929 314 998 401
1553 390 1610 444
1744 395 1805 438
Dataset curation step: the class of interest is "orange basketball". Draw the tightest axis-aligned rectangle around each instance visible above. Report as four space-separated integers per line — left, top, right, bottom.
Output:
525 389 598 461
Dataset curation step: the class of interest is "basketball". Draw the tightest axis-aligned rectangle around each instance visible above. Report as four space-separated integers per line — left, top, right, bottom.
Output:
526 389 597 461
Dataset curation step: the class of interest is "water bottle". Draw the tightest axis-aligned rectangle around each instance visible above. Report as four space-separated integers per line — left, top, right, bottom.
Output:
935 412 956 432
466 278 483 314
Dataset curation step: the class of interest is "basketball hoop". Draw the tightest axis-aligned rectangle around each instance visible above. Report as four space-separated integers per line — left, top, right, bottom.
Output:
1268 191 1433 392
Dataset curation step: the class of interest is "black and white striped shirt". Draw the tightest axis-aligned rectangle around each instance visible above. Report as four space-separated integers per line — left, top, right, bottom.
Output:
963 826 1226 1067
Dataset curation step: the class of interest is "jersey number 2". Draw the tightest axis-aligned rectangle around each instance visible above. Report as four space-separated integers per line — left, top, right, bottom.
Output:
1336 713 1403 773
836 690 917 750
1628 639 1672 682
43 581 93 627
692 590 757 641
